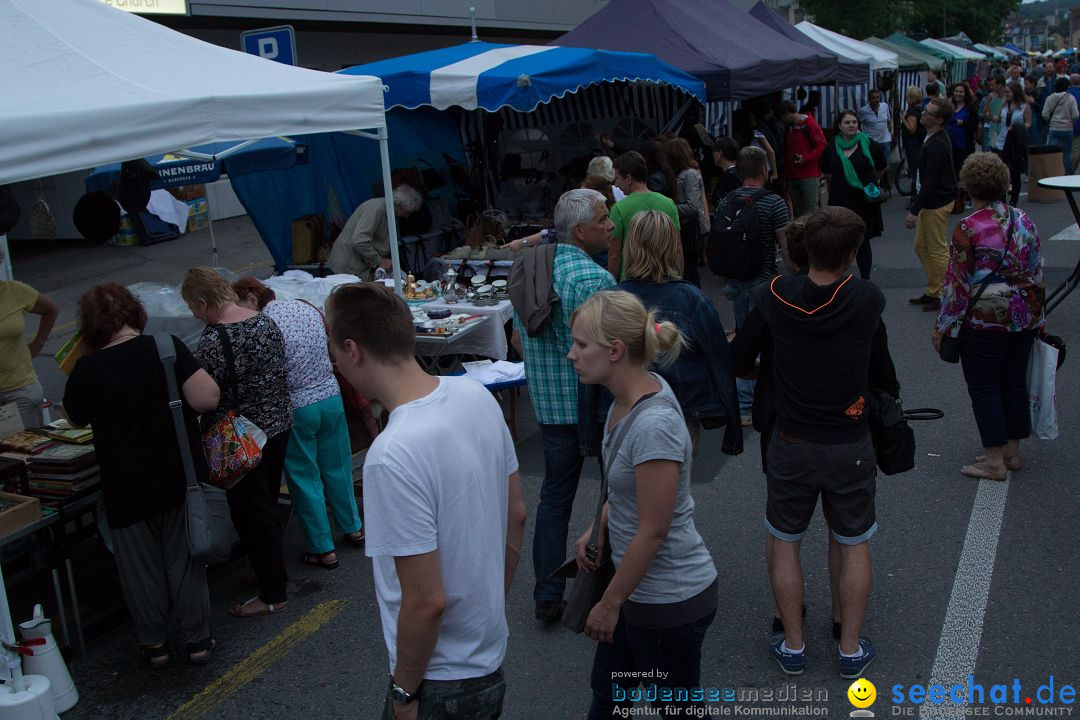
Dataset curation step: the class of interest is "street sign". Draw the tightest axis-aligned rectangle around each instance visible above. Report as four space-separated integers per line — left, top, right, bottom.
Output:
241 26 297 66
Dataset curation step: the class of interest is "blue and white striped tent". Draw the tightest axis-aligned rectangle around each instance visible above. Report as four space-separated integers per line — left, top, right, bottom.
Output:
341 42 706 113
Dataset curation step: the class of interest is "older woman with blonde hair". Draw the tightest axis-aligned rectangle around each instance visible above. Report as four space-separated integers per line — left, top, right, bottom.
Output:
568 289 717 718
616 210 741 456
182 267 292 618
933 153 1044 481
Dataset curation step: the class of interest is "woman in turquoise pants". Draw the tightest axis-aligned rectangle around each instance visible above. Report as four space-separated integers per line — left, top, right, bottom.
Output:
234 278 363 569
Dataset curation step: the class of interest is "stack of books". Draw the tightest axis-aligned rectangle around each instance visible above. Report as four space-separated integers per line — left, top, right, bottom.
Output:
26 444 99 502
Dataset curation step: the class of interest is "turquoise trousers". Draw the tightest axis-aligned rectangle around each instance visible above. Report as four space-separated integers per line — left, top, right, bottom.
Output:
284 394 362 554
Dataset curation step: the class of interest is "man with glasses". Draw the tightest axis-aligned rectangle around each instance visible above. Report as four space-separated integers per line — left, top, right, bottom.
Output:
905 99 958 311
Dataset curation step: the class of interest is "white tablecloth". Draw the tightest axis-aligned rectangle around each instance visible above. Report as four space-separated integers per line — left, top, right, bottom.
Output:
420 299 514 360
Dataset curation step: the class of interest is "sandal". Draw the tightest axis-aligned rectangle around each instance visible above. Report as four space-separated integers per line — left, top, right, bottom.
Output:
975 454 1021 471
960 461 1009 481
187 637 216 666
342 529 365 548
141 644 171 670
229 597 288 618
301 551 339 570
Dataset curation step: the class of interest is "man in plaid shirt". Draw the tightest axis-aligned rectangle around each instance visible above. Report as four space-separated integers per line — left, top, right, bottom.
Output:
513 188 615 621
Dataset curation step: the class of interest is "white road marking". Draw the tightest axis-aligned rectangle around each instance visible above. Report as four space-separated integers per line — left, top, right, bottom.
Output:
919 477 1010 718
1047 224 1080 242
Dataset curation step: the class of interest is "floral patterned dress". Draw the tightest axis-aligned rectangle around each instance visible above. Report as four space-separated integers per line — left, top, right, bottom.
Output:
936 201 1045 337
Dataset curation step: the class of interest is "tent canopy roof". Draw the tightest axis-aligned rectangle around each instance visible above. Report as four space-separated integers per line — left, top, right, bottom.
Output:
920 37 986 60
748 1 869 85
0 0 387 186
341 41 706 112
863 37 945 70
973 43 1006 59
796 22 898 71
549 0 839 101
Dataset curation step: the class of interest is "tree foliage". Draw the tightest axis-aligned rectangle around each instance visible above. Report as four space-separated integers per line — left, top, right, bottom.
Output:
800 0 1020 44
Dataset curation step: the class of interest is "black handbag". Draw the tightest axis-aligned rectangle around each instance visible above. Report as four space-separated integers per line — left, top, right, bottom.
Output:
555 394 677 634
868 389 915 475
939 210 1015 363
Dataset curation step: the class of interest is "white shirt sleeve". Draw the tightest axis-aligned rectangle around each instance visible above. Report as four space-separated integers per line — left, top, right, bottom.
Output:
363 459 439 558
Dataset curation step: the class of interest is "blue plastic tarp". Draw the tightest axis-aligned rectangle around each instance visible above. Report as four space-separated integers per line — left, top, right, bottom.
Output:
340 41 706 111
228 108 465 271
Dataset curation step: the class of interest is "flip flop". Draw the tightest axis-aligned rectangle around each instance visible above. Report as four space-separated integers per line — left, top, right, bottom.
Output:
960 462 1009 481
229 597 288 618
975 454 1021 471
187 637 216 666
301 551 339 570
342 530 365 548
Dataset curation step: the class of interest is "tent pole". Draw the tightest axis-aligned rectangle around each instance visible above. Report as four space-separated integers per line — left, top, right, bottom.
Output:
378 126 403 298
0 235 12 281
205 191 219 266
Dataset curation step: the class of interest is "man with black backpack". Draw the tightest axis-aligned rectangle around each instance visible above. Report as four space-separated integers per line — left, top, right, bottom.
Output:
710 146 789 425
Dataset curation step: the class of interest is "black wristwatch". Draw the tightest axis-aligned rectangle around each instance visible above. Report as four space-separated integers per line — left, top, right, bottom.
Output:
390 679 418 705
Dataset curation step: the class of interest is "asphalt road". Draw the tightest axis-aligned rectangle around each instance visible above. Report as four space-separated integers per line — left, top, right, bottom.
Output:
9 185 1080 720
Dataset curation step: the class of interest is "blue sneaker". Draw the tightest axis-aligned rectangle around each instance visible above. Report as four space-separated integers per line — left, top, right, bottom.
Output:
837 638 877 679
769 634 806 675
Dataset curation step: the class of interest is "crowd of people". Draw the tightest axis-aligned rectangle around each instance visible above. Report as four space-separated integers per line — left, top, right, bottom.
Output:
34 55 1057 720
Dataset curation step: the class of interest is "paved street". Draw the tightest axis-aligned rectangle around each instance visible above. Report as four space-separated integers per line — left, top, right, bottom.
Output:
9 187 1080 720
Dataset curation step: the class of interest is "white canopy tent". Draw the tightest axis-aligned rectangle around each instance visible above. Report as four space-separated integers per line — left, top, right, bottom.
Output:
795 21 898 82
0 0 403 292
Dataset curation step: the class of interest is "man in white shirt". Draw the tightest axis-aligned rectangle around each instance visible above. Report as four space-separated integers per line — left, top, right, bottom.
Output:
858 89 893 168
327 283 527 720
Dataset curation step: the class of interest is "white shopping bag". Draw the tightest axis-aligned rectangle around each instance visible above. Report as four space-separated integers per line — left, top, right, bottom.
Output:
1027 337 1059 440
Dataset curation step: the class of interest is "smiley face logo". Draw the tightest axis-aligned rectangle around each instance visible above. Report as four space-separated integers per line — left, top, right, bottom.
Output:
848 678 877 708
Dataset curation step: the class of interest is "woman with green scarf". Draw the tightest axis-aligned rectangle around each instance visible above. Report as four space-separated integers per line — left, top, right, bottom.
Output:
820 110 887 279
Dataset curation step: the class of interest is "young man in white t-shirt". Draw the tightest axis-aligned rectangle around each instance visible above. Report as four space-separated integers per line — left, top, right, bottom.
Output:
326 283 527 720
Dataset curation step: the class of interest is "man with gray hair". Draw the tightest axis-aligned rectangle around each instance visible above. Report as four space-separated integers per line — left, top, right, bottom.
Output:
328 184 423 281
509 187 615 622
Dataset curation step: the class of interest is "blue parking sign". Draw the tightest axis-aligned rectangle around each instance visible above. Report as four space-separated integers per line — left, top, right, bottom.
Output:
241 25 297 66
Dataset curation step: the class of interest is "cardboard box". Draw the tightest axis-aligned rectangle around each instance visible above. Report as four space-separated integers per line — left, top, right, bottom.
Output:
0 491 42 539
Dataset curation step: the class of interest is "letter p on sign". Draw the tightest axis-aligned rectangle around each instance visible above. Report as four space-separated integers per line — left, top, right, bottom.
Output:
241 26 297 66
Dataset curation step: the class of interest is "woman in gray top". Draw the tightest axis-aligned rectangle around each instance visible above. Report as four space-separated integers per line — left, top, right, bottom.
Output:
568 290 718 719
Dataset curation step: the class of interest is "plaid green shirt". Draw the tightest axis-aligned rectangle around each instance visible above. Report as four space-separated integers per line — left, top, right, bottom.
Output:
514 244 615 425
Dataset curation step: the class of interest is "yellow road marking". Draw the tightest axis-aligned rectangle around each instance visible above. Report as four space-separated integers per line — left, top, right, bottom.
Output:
165 599 346 720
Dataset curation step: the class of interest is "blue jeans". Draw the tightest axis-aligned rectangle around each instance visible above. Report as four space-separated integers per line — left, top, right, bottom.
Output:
725 277 766 415
1048 129 1073 174
533 423 585 602
588 609 716 718
960 329 1036 448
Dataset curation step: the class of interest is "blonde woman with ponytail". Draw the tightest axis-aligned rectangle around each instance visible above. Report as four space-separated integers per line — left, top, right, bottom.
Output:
568 290 718 718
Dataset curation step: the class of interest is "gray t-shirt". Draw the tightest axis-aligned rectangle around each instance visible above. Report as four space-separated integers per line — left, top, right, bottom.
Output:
603 374 717 605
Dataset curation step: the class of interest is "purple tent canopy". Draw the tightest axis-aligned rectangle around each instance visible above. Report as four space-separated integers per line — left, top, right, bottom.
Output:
551 0 838 101
748 2 869 85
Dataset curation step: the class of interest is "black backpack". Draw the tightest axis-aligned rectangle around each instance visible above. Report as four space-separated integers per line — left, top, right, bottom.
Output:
707 188 769 280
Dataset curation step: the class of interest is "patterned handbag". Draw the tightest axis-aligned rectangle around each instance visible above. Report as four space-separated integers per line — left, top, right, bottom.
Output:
202 325 266 489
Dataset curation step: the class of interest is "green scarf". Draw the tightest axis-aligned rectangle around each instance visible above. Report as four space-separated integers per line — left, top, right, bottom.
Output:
835 132 876 191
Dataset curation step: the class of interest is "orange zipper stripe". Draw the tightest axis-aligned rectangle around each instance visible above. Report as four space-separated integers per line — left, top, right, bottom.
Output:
769 274 854 316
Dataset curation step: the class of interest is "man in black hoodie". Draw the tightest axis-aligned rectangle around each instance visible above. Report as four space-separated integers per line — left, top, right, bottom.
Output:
732 207 883 681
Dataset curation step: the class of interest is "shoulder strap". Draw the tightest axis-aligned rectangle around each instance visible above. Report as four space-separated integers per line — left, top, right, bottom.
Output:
586 392 680 557
154 335 199 491
213 324 240 410
960 209 1016 325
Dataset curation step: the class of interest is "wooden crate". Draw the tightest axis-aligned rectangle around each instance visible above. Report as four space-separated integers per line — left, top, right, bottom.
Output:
0 491 42 539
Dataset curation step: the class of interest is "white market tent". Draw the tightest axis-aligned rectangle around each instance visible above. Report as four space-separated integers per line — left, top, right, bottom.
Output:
796 21 898 81
0 0 409 292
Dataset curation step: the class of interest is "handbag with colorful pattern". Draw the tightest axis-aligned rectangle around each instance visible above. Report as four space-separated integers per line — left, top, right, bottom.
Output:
202 325 266 489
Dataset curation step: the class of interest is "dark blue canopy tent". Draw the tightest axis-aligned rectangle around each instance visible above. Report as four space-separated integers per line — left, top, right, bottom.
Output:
550 0 838 100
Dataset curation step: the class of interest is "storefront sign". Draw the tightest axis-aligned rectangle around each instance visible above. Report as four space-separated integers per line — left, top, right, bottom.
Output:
98 0 188 16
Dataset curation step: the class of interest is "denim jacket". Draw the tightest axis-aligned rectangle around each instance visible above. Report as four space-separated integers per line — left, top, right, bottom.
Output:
616 279 743 455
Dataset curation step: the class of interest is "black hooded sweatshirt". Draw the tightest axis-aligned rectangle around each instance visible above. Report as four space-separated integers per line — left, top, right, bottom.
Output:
732 273 888 445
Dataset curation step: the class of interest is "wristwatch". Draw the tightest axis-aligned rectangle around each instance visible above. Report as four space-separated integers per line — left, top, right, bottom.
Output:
390 679 418 705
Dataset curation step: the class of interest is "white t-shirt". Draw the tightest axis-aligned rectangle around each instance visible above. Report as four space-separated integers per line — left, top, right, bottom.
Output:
364 376 519 681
